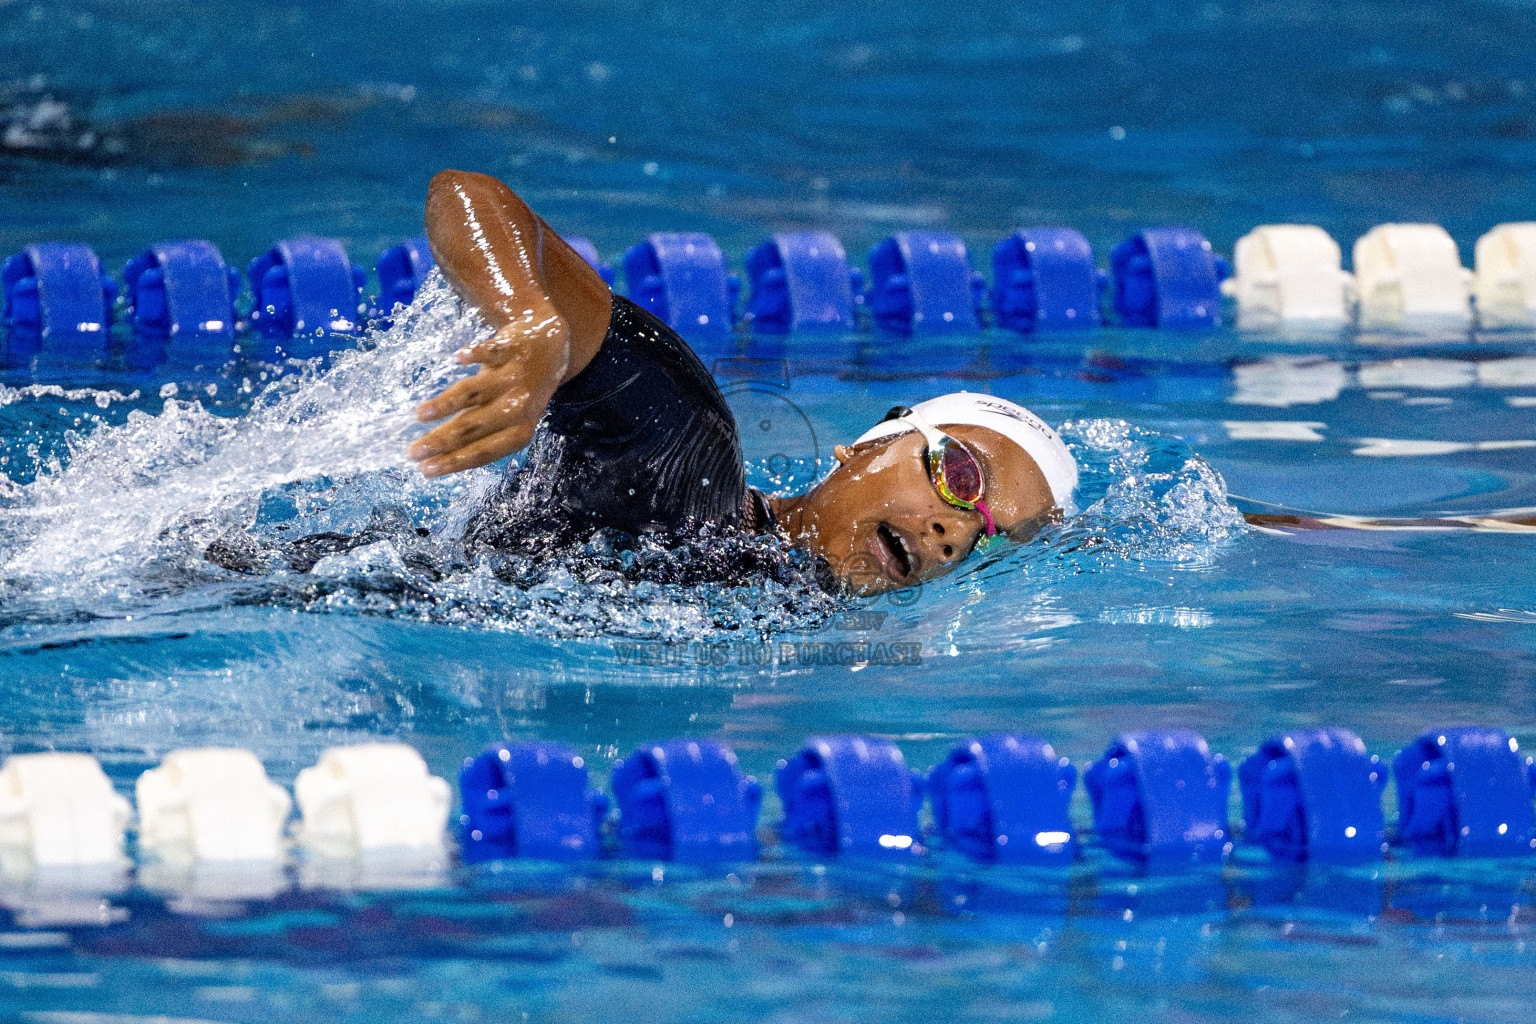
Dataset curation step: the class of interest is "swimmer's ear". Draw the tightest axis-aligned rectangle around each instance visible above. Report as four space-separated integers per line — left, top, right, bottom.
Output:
834 406 911 464
834 435 900 465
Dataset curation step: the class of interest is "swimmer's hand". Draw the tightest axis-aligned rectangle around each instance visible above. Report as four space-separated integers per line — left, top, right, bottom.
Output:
408 313 571 477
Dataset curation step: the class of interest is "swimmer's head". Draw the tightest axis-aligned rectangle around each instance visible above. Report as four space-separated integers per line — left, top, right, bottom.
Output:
777 394 1077 595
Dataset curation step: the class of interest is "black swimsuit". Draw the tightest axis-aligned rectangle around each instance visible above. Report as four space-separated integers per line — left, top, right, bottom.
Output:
465 296 763 551
205 297 790 585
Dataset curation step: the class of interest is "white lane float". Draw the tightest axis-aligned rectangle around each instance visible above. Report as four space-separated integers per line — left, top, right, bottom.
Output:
0 753 130 875
136 747 292 865
1222 224 1354 325
1352 223 1472 328
295 743 450 860
1474 222 1536 329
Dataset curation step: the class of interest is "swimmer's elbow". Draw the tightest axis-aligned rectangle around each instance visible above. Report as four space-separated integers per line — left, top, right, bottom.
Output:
426 169 482 224
429 168 493 195
427 168 525 208
425 169 535 249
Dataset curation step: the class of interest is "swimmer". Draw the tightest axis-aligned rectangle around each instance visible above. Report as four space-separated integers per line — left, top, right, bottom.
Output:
205 171 1524 589
407 170 1079 594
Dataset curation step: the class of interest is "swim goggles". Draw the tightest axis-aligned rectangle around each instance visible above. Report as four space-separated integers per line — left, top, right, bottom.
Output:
895 409 997 536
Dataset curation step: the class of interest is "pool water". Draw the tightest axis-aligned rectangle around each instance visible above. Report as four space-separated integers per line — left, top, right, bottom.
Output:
3 1 1536 1022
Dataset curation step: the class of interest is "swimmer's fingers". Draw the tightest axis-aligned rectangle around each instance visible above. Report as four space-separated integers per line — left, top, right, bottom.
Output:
413 367 518 424
411 312 570 477
453 323 523 369
416 326 569 424
455 315 567 370
417 422 537 478
408 389 540 463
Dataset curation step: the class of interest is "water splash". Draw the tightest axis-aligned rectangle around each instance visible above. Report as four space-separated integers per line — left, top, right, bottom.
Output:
0 280 837 639
0 276 483 619
1061 417 1247 568
0 383 142 410
945 418 1247 594
0 286 1243 642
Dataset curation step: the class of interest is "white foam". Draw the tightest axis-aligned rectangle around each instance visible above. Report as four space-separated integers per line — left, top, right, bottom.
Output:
0 275 485 602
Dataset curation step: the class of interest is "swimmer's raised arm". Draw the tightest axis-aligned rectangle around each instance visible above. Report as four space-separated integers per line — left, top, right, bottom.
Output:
409 170 612 477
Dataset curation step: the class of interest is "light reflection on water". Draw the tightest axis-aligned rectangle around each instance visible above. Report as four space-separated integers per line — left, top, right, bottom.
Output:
0 300 1532 1022
5 0 1536 1018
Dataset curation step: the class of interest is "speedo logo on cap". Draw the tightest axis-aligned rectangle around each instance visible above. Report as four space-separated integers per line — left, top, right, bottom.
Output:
971 397 1058 438
970 397 1025 420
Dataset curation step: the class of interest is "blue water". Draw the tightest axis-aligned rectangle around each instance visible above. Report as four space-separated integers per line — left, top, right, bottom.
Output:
4 1 1536 1021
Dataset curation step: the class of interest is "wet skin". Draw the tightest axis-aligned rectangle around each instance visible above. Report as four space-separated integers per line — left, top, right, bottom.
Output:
409 169 611 477
410 170 1058 592
770 426 1055 595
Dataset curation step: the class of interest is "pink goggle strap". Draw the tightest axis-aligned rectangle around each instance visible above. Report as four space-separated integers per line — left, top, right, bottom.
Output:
975 498 997 537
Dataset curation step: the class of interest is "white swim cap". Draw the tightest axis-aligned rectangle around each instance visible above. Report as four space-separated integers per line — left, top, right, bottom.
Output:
853 392 1078 508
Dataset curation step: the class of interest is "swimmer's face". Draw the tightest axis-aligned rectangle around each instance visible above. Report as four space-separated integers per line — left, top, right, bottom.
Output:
789 425 1056 594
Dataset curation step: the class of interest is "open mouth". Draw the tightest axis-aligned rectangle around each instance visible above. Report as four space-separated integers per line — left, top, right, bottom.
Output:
876 522 914 579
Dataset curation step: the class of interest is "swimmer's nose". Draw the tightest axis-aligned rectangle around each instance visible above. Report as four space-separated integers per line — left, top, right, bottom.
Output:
920 512 982 571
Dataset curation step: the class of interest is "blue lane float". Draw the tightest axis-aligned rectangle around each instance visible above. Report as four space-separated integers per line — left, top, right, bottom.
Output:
246 236 367 359
611 739 762 862
1085 730 1233 864
458 742 608 862
374 236 435 318
775 735 924 858
1 243 117 364
2 725 1534 874
623 232 738 334
564 236 616 289
1110 227 1229 329
1239 728 1387 863
990 227 1102 333
866 231 985 334
16 217 1536 376
928 734 1077 865
1393 727 1536 857
743 231 861 333
121 241 240 369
